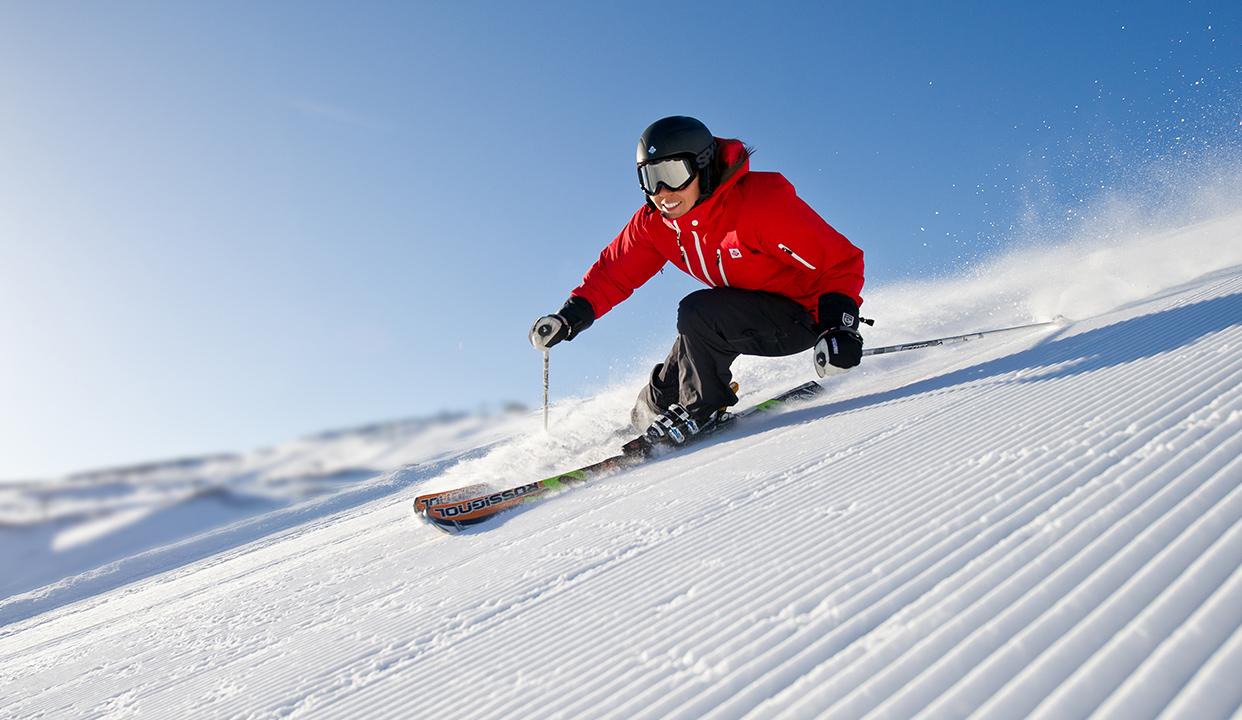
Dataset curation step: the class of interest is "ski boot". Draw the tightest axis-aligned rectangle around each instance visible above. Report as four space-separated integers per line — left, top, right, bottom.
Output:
623 403 735 456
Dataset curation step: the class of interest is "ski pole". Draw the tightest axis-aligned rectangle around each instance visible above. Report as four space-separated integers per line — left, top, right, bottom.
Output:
861 316 1065 357
543 350 550 431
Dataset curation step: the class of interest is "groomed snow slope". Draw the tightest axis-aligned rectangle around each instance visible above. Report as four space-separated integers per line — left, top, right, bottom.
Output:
3 211 1242 719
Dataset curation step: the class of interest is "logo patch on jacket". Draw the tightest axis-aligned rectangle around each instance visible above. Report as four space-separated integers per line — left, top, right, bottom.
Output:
729 248 742 259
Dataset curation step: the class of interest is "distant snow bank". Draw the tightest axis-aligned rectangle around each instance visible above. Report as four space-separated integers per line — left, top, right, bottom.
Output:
0 408 533 608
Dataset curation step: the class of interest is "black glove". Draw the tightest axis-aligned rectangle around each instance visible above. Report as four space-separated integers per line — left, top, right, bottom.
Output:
813 293 863 377
529 296 595 351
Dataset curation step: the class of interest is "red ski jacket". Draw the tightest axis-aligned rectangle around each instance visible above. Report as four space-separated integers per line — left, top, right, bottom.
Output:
571 139 864 325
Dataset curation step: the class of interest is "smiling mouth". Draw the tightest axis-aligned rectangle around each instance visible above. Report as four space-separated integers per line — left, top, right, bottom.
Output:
658 199 682 212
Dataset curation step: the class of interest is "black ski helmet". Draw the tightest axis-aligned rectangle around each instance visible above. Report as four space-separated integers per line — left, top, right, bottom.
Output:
636 116 717 195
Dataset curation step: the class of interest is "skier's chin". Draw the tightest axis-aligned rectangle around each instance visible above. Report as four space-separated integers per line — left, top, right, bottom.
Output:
657 200 689 219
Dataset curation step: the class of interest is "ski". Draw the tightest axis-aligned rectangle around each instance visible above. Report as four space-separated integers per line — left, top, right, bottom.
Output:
413 379 826 533
413 317 1064 533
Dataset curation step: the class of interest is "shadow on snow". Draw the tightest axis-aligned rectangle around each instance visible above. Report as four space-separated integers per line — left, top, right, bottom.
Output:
765 291 1242 436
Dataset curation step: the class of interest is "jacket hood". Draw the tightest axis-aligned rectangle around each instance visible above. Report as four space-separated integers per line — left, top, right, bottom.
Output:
707 138 750 197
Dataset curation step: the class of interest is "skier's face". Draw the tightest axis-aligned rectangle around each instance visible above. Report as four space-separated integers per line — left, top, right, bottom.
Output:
650 175 701 219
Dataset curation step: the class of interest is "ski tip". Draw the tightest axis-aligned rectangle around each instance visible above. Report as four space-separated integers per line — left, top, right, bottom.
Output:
413 501 464 535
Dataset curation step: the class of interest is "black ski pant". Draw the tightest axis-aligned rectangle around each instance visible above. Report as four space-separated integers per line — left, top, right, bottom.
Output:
633 288 819 430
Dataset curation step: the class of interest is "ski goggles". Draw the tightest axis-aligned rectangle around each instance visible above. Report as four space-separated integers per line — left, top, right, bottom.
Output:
637 157 697 195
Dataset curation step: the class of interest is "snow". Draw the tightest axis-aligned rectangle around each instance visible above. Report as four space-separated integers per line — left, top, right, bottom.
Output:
0 410 528 613
3 207 1242 718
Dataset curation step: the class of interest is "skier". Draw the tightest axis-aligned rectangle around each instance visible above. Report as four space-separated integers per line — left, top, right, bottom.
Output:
530 116 865 446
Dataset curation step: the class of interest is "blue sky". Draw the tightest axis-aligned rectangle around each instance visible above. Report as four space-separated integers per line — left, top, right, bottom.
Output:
2 1 1239 479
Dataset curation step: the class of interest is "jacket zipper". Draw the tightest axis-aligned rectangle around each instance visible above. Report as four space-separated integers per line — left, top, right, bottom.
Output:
671 220 703 285
778 243 817 270
690 230 717 287
716 248 730 286
678 242 697 282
